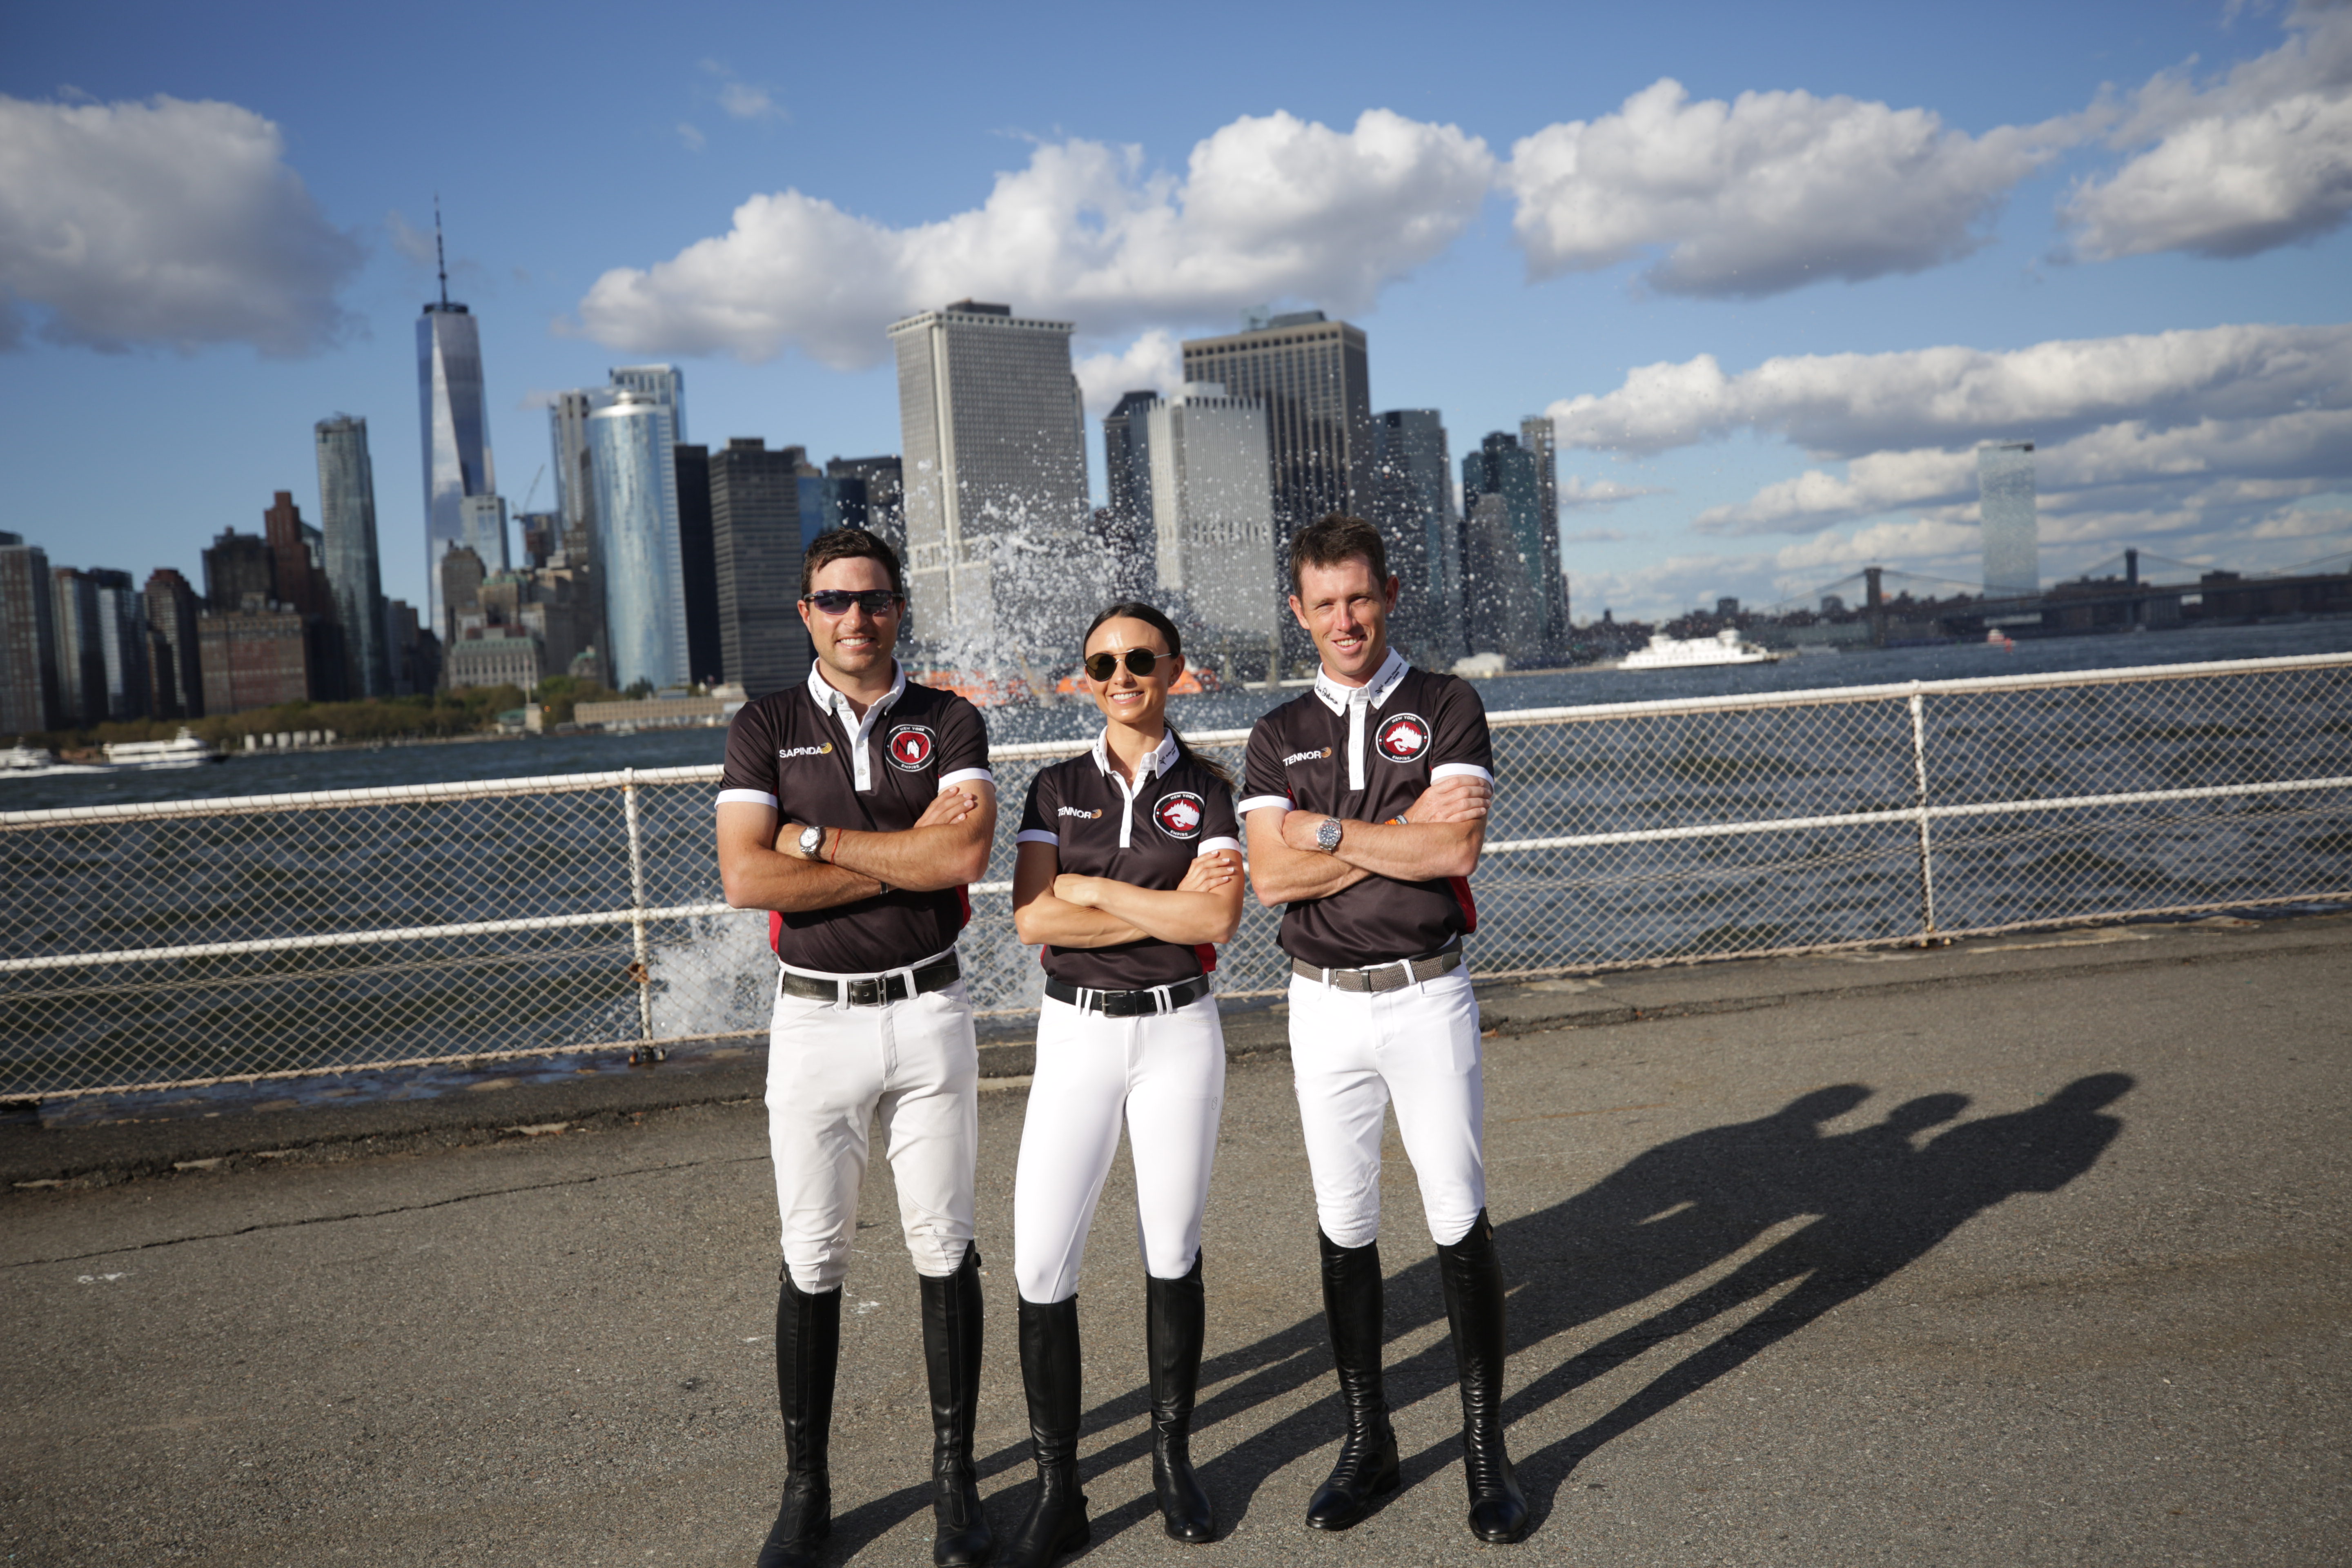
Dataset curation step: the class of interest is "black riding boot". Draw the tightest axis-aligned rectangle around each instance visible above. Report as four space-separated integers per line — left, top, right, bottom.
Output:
1303 1230 1400 1530
754 1264 840 1568
1437 1211 1531 1544
1145 1252 1216 1543
920 1243 995 1566
999 1295 1090 1568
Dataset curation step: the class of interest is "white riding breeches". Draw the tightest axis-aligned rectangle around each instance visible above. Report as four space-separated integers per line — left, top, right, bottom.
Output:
1012 992 1226 1304
1287 966 1486 1249
764 970 979 1292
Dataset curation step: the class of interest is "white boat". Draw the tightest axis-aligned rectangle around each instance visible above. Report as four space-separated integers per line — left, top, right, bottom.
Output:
103 728 225 770
1 744 107 778
1617 629 1780 670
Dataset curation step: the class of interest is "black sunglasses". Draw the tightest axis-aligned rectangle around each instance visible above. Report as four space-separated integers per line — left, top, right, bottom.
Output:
1082 647 1176 682
802 589 904 616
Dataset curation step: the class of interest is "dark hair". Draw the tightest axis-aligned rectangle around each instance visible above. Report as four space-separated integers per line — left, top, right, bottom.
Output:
801 527 904 597
1288 513 1389 594
1081 600 1236 790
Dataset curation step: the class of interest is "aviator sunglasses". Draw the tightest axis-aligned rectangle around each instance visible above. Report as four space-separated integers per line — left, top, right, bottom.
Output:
801 589 904 616
1083 647 1177 682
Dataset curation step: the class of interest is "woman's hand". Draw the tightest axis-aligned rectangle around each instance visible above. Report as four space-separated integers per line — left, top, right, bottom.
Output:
1177 850 1241 894
1052 872 1103 909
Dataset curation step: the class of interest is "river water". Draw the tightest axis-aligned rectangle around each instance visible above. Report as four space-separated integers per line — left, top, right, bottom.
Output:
8 619 2350 816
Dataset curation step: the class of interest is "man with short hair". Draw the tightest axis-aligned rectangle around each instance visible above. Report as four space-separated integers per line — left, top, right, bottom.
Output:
1240 514 1529 1544
716 528 999 1568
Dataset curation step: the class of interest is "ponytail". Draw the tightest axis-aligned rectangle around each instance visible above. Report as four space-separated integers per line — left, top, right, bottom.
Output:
1082 599 1236 791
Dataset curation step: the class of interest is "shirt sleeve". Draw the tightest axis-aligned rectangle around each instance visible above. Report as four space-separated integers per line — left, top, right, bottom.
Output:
935 695 993 790
1016 766 1059 847
1197 775 1242 856
717 701 780 809
1426 676 1494 783
1239 717 1292 817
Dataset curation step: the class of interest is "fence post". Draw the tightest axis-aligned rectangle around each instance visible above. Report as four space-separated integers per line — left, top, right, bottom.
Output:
622 768 664 1064
1908 690 1939 939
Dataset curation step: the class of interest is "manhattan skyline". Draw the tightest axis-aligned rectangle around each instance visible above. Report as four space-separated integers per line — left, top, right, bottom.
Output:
2 0 2346 626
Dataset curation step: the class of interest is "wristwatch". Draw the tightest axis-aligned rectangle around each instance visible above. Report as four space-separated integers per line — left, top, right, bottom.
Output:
1314 817 1343 853
797 824 828 861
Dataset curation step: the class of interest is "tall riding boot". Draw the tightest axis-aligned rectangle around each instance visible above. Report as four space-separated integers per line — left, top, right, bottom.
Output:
920 1243 995 1567
755 1264 840 1568
1145 1252 1216 1543
1303 1230 1400 1530
998 1295 1090 1568
1437 1210 1531 1544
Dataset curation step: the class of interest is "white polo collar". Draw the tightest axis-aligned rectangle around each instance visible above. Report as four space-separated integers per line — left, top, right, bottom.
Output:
806 659 905 792
1313 645 1409 715
1089 727 1180 780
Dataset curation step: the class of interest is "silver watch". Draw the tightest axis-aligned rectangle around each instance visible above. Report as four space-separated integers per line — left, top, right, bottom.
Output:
1314 817 1343 853
797 823 827 860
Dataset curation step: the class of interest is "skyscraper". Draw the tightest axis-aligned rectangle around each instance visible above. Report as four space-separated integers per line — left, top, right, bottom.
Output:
1371 409 1460 662
1519 413 1568 645
1461 496 1545 666
1463 433 1561 657
460 494 510 574
673 442 723 685
711 438 823 697
889 301 1090 656
201 529 275 612
1145 384 1277 650
1102 390 1160 528
610 364 687 441
50 568 105 729
1179 310 1373 541
417 212 495 640
824 455 905 557
590 390 689 692
0 532 60 734
264 490 342 698
91 569 151 721
145 568 203 719
316 414 390 698
1978 441 2039 599
549 389 607 560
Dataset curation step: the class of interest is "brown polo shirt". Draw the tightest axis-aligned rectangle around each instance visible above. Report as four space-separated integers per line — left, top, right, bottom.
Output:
1240 646 1493 969
1016 729 1242 991
719 662 993 973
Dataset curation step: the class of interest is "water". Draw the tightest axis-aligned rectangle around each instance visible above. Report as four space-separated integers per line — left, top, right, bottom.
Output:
7 619 2349 815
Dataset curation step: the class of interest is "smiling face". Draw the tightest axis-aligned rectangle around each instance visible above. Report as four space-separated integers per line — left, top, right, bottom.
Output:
1290 554 1398 684
1082 615 1179 735
798 554 901 683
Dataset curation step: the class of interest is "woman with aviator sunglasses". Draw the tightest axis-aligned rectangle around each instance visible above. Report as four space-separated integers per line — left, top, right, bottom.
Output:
1002 601 1246 1563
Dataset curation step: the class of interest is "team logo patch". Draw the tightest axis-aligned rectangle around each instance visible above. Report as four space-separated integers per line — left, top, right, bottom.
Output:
1375 713 1431 762
885 724 935 771
1154 791 1205 840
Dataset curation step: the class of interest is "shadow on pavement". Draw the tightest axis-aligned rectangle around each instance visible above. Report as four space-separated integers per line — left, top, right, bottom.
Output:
808 1073 2133 1559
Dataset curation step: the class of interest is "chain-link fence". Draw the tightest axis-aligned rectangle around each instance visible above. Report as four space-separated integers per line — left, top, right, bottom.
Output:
5 653 2348 1098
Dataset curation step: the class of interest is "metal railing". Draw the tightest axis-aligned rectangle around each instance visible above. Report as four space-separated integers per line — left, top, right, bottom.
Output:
4 653 2347 1099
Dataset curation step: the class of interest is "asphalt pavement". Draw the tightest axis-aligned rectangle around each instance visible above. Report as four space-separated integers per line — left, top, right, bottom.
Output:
4 913 2347 1566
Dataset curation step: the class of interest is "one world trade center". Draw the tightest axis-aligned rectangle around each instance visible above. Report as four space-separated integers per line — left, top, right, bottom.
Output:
417 209 495 639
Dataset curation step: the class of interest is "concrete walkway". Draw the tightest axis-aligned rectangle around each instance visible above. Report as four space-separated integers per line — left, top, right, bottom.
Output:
4 914 2347 1566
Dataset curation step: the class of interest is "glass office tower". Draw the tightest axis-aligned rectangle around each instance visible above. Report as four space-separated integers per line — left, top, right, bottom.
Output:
418 299 495 639
316 414 390 698
589 391 688 692
1978 441 2039 599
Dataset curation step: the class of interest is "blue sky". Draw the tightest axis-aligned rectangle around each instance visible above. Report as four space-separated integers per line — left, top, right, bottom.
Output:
4 0 2348 621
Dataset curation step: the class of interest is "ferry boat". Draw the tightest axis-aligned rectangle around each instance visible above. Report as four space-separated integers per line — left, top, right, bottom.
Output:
1617 629 1780 670
1 744 107 778
102 728 225 770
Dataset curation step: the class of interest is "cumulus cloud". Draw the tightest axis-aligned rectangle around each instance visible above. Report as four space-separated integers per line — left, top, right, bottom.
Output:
719 82 785 122
572 110 1494 366
1502 78 2076 296
1559 474 1666 508
0 93 361 355
1548 321 2352 459
2067 1 2352 258
1073 329 1183 419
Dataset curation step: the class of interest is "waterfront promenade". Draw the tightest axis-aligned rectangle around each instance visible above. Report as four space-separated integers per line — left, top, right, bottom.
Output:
4 913 2345 1566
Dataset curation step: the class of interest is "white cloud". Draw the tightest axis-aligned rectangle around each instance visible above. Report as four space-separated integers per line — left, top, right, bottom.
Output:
1503 78 2076 297
1559 474 1667 508
386 209 438 266
572 110 1494 366
677 122 707 153
1548 322 2352 459
718 82 785 122
1074 329 1183 419
0 94 360 355
1560 526 1632 544
2067 1 2352 258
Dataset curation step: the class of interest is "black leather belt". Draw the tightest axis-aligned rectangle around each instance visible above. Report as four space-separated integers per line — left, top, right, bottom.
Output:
1044 973 1213 1018
778 952 961 1007
1291 942 1464 993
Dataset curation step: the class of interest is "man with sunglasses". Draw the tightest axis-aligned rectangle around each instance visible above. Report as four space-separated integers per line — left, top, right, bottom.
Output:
1239 514 1528 1545
716 528 999 1568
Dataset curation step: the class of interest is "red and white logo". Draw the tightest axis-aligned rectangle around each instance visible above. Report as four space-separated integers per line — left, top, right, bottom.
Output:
1375 713 1431 762
885 724 935 771
1154 791 1205 840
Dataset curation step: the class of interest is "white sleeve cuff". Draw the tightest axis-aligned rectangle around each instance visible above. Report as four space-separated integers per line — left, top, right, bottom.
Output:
716 788 778 808
1431 764 1493 784
939 768 995 789
1196 836 1243 856
1237 794 1291 816
1015 829 1060 846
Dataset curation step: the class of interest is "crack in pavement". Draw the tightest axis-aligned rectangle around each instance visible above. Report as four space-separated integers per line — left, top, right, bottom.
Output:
5 1152 769 1269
